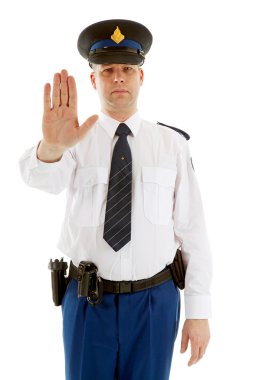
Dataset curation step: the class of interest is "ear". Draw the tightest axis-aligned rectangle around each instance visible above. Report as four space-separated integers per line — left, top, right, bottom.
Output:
139 68 144 85
90 72 97 89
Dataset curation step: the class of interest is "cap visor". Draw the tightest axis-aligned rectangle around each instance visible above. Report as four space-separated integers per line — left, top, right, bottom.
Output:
88 50 144 65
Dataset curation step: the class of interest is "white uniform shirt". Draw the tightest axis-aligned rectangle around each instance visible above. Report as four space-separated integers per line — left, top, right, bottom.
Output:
20 112 212 319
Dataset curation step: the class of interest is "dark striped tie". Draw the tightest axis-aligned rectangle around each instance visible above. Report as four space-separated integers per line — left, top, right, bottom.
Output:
103 123 132 252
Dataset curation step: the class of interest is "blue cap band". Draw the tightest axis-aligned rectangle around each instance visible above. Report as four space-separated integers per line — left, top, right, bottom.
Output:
90 39 142 51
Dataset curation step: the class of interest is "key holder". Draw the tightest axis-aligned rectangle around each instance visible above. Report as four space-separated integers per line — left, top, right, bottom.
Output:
77 261 103 306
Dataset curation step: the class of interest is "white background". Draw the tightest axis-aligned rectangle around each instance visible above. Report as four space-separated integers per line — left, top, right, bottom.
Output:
1 0 253 379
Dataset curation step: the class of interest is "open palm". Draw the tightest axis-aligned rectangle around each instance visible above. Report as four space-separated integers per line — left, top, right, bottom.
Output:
42 69 98 150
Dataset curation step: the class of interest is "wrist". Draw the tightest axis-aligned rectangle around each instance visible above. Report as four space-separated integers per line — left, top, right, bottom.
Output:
37 140 65 163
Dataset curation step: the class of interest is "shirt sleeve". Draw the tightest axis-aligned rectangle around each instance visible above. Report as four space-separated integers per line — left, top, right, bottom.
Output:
173 139 212 319
19 144 76 194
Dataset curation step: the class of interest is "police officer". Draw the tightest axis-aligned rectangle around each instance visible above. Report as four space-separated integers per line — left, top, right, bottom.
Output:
20 19 212 380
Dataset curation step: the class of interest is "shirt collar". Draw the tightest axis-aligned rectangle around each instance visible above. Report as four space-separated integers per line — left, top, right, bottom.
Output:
98 111 141 139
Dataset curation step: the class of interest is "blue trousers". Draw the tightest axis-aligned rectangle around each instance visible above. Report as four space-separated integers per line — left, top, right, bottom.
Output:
62 278 180 380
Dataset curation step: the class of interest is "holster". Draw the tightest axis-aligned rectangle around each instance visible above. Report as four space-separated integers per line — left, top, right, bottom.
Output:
48 258 69 306
169 249 186 290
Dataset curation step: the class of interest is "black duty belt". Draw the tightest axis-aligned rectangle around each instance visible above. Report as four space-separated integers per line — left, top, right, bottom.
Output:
69 261 172 295
48 250 184 307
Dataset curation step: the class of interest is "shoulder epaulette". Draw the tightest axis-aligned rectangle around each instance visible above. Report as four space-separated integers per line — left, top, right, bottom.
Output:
157 121 190 141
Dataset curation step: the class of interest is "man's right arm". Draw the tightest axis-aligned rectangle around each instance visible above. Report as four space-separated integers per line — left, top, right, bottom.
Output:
19 143 76 194
20 69 98 193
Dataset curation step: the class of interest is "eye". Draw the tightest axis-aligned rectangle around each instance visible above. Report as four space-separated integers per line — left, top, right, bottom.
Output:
101 67 113 75
124 66 133 72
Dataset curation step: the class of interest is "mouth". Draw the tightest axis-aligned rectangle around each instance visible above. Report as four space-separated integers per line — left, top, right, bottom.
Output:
111 89 129 94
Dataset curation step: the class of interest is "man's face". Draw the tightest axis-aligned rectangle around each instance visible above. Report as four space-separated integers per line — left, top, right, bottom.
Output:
90 63 144 116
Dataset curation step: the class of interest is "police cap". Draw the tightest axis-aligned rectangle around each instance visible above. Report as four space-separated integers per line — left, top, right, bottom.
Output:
77 19 153 66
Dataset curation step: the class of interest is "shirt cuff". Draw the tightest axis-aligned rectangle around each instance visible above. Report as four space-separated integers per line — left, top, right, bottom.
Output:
184 295 212 319
29 144 72 171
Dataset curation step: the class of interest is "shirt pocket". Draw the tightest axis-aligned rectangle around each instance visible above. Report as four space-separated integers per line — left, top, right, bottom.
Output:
70 167 109 227
142 166 176 225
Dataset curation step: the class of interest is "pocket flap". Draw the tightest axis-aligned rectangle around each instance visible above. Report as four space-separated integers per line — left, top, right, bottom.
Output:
73 167 109 188
142 167 176 187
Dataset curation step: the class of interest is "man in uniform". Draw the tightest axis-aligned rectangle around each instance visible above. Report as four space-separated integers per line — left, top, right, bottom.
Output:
20 19 212 380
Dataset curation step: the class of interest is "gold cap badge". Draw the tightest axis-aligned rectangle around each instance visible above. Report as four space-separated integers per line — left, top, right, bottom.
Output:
111 26 125 44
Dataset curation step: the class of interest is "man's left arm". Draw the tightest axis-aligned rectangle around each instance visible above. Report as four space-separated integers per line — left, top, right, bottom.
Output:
173 138 212 365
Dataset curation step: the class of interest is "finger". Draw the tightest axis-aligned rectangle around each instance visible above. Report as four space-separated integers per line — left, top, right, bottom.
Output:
188 340 201 366
180 332 189 353
44 83 51 112
77 114 99 139
60 69 69 106
68 76 77 110
52 73 61 108
198 345 206 361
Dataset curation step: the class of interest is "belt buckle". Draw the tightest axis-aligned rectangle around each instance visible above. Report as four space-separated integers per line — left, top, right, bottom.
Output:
119 281 132 293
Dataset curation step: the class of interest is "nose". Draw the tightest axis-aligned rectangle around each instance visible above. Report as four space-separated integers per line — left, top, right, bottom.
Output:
113 68 125 83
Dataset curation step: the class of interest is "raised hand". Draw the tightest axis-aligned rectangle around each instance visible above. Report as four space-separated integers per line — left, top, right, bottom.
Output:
38 69 98 162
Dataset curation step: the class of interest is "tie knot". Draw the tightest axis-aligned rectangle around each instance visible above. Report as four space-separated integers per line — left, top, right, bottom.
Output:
116 123 131 136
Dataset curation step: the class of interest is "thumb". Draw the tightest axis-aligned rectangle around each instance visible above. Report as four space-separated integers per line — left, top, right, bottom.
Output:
78 114 99 138
180 331 189 353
